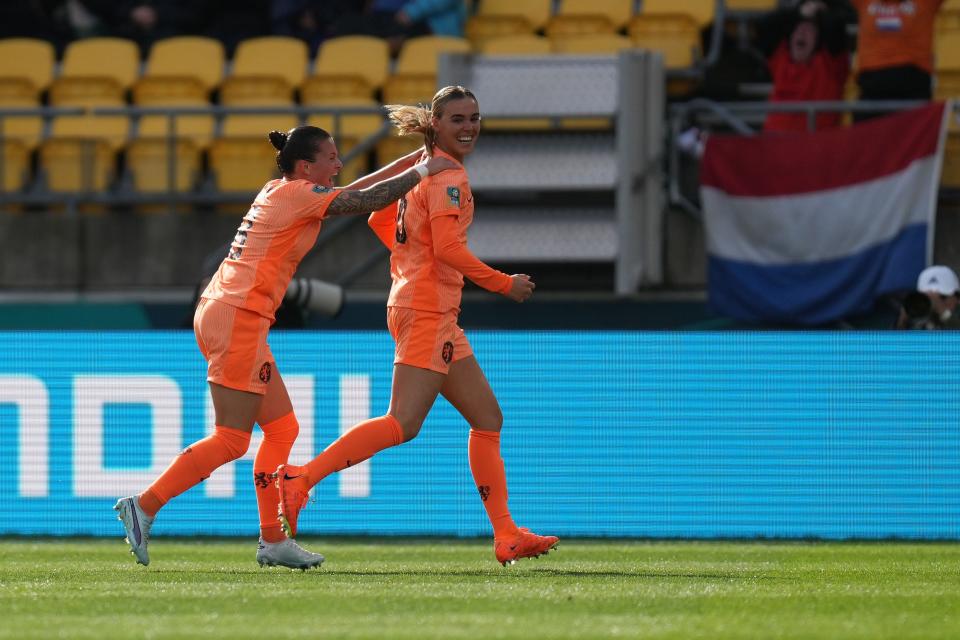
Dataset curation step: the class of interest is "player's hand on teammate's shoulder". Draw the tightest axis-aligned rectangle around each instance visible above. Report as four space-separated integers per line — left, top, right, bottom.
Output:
506 274 535 303
420 156 459 176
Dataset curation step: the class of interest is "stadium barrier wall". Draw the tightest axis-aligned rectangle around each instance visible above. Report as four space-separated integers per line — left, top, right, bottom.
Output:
1 331 957 539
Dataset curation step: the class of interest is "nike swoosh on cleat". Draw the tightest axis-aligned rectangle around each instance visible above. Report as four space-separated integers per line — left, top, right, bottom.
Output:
130 503 142 546
509 545 518 551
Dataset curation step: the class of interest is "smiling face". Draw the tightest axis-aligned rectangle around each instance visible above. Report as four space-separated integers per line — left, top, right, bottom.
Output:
431 96 481 163
299 137 342 187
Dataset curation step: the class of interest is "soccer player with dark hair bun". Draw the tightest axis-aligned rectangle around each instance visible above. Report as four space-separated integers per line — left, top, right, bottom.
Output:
276 87 559 566
114 125 456 569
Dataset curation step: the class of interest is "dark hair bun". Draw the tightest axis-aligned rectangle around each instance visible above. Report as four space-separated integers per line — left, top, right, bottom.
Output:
268 130 288 151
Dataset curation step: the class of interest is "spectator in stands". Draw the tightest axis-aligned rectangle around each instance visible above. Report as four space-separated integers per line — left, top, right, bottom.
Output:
0 2 69 50
852 0 944 121
114 126 457 569
756 0 854 132
330 0 466 54
108 1 198 55
271 0 343 54
896 265 960 329
196 0 271 55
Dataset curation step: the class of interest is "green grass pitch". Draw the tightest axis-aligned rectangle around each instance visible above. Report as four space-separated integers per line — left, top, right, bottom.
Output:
1 539 958 639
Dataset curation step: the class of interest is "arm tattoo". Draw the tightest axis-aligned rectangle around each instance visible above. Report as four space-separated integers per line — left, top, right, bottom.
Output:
327 171 420 216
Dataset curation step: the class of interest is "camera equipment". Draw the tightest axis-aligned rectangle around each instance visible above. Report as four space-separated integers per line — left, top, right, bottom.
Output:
284 278 344 318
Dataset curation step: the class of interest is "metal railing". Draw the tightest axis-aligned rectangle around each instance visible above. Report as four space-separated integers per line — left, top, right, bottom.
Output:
0 104 393 213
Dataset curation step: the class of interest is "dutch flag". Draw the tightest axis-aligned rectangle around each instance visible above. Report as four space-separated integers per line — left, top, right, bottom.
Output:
701 102 950 326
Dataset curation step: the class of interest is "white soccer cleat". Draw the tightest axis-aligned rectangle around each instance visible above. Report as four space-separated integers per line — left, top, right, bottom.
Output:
114 496 154 566
256 538 324 570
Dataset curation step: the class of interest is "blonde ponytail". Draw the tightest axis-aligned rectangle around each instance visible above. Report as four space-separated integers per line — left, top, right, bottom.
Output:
385 104 437 154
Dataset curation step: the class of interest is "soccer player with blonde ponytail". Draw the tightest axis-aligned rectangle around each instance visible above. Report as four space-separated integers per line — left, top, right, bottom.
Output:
277 87 558 566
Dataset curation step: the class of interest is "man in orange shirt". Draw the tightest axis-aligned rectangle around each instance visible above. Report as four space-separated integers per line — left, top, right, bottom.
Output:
852 0 945 120
276 87 559 566
114 125 455 569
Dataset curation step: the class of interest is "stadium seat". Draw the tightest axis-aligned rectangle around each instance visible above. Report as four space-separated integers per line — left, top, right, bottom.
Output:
49 38 140 151
480 34 552 55
0 38 55 150
935 31 960 99
376 134 424 171
724 0 778 12
126 138 202 193
552 33 634 54
465 0 552 46
222 36 308 100
305 97 385 185
382 36 471 104
629 15 702 69
134 37 224 149
0 139 30 192
639 0 715 28
209 137 282 193
546 0 634 37
39 138 114 193
942 119 960 188
306 36 389 101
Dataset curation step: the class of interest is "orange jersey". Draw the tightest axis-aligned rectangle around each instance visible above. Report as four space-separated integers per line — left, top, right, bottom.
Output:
202 179 340 320
853 0 944 73
372 149 511 313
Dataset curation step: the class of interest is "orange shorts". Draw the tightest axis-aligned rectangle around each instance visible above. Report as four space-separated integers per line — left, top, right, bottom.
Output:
194 297 275 394
387 306 473 374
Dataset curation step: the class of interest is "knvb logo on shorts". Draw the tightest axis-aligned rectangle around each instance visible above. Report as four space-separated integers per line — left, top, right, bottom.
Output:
259 362 272 383
441 341 454 364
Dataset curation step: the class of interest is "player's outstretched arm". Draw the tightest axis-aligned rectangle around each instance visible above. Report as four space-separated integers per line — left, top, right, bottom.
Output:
341 147 426 191
327 156 457 216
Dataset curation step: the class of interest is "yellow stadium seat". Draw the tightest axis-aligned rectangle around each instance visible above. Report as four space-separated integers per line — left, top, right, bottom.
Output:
383 36 471 104
59 37 140 90
209 137 281 192
465 0 552 45
376 135 424 170
49 38 139 151
126 138 202 193
310 36 389 99
305 96 384 184
0 140 30 192
476 0 552 30
143 36 225 91
724 0 777 11
39 138 114 192
629 15 702 69
0 38 55 149
480 34 552 55
941 128 960 188
547 0 634 36
230 36 309 91
640 0 715 28
552 33 634 54
936 30 960 71
395 36 473 75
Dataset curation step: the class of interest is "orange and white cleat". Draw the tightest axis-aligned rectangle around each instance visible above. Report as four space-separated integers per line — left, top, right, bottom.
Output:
274 464 311 538
494 527 559 566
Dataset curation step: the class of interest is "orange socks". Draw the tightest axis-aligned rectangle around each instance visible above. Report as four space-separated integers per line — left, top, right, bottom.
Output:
254 412 299 543
468 429 519 538
139 425 251 517
304 414 404 490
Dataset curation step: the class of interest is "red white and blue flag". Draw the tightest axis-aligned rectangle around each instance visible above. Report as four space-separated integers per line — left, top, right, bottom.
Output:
701 102 949 325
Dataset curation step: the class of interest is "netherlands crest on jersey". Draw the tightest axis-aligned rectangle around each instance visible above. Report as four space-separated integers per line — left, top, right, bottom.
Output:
446 186 460 206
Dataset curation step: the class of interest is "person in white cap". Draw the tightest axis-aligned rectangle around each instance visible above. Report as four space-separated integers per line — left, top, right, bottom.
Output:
896 265 960 329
